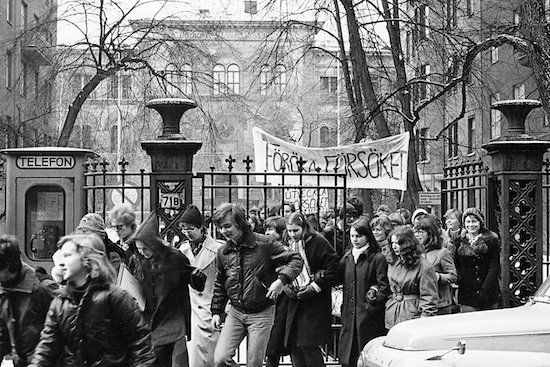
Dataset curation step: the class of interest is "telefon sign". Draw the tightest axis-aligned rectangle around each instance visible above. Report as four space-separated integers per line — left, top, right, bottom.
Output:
16 155 76 169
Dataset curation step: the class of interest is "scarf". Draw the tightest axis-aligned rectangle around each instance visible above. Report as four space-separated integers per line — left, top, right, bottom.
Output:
457 233 488 257
290 239 311 289
352 245 369 264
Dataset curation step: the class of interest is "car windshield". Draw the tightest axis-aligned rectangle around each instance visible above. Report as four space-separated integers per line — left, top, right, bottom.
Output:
532 276 550 303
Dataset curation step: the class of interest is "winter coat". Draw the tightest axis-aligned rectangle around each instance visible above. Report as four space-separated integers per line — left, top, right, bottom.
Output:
385 257 438 329
29 281 155 367
129 212 206 347
336 245 390 366
455 230 500 309
0 264 57 367
284 233 340 348
179 235 223 367
211 231 303 315
424 247 458 309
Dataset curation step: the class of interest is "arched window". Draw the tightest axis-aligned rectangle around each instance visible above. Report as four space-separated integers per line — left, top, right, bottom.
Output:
320 126 330 147
227 64 240 94
110 125 118 153
165 64 179 95
213 64 225 95
273 64 286 94
260 64 270 95
82 125 92 149
182 64 192 95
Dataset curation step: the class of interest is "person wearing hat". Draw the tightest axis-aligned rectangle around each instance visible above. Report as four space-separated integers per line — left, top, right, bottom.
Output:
0 235 58 367
176 205 223 367
128 212 206 367
455 207 501 312
74 213 125 273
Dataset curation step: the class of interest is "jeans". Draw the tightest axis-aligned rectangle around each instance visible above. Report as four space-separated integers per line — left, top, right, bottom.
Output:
214 305 275 367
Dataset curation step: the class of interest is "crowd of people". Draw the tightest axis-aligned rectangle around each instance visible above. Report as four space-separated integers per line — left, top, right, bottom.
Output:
0 198 501 367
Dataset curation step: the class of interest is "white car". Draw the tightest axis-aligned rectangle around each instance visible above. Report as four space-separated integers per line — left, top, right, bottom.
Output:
358 276 550 366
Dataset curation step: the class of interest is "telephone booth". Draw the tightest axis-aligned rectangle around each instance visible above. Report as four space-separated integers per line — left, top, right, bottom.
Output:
1 147 96 269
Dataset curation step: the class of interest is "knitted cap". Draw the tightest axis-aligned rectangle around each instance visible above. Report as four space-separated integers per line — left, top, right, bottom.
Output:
75 213 107 239
462 207 485 229
181 204 203 227
411 208 428 223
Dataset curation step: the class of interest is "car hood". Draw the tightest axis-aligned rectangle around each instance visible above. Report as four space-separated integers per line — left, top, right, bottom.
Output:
384 301 550 352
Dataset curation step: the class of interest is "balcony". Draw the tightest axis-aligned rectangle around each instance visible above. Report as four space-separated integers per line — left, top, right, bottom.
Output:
21 30 53 66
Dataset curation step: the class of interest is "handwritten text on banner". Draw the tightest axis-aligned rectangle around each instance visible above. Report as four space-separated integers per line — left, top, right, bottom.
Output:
252 127 410 191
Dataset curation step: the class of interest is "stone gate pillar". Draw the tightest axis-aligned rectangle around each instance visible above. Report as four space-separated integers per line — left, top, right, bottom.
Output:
141 98 202 243
483 99 550 307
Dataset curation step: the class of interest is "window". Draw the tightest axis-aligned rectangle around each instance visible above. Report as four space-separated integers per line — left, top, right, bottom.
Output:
415 5 428 40
165 64 179 95
514 83 525 99
213 64 225 95
71 73 84 97
110 125 118 153
417 127 429 162
491 94 501 139
415 64 430 102
514 12 521 25
34 70 39 97
466 0 473 15
7 0 15 23
110 74 131 99
320 76 338 94
320 126 330 147
273 64 286 94
491 46 498 63
446 0 458 27
447 122 458 158
82 125 92 149
182 64 192 95
467 116 475 153
227 64 240 94
244 1 257 14
21 2 28 31
405 31 412 59
260 64 287 95
22 62 28 97
6 49 14 88
260 65 269 95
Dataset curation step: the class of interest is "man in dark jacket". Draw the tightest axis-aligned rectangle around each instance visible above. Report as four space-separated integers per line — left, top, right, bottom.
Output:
210 203 303 367
0 235 58 367
128 211 206 367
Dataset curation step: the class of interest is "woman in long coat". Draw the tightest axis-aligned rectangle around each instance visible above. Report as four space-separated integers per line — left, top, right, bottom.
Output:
455 207 500 311
282 212 340 367
337 218 389 367
385 226 438 329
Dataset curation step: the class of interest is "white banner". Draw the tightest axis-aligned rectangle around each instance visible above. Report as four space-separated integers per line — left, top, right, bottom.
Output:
252 127 410 190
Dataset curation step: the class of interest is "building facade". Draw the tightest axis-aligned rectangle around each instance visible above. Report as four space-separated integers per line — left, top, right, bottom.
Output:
0 0 57 148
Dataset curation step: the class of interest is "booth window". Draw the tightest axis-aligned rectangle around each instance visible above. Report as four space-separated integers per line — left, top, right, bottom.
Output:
25 185 65 261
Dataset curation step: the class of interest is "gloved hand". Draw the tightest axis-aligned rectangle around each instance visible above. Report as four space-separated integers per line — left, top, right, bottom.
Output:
190 268 206 291
297 285 318 300
365 285 378 303
283 284 299 300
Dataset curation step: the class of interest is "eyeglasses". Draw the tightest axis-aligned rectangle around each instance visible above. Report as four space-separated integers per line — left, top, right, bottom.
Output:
413 228 427 234
182 227 198 232
113 224 125 231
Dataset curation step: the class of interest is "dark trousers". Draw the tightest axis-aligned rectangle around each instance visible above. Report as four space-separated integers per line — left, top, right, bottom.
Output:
154 342 175 367
290 346 325 367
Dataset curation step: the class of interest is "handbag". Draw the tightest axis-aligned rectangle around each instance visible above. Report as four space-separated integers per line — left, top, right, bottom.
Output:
331 285 344 317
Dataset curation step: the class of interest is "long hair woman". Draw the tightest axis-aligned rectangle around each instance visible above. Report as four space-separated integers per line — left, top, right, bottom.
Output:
282 212 340 367
385 226 438 329
30 233 155 367
414 217 458 315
